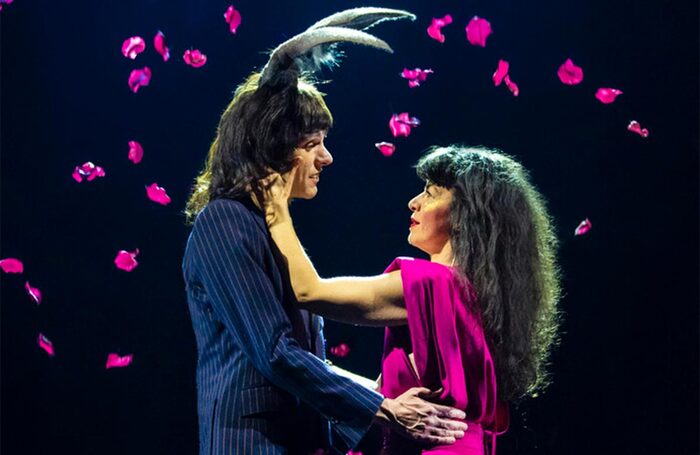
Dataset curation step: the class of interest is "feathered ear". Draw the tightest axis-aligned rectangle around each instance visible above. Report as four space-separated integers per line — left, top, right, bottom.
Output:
258 7 415 88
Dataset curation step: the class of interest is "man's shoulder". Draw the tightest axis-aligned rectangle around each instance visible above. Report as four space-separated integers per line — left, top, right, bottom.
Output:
196 198 256 225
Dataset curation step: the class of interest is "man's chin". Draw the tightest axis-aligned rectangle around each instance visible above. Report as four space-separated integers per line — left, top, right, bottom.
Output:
291 188 318 200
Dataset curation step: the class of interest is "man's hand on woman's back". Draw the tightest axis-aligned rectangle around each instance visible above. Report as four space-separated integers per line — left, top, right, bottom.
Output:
374 387 468 445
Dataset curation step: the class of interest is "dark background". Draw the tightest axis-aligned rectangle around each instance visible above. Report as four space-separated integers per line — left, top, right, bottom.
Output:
2 1 697 453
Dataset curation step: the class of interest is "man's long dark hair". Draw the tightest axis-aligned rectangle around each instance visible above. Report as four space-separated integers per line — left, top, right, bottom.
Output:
416 146 562 401
185 72 332 223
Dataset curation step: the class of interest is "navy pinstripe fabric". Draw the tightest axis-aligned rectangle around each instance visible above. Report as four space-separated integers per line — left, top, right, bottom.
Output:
183 198 384 454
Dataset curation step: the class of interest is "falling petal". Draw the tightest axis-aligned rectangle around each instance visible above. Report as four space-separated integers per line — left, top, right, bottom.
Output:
389 115 410 137
224 5 242 34
347 451 363 455
330 343 350 358
465 16 492 47
128 67 152 93
106 353 134 369
121 36 146 60
557 58 584 85
72 162 106 183
504 75 519 97
0 0 14 11
627 120 649 138
146 183 172 205
153 31 170 62
574 218 592 236
128 140 144 164
400 68 433 88
114 249 140 272
0 258 23 273
183 49 207 68
397 112 420 126
25 281 42 304
72 168 82 182
492 59 509 86
595 88 623 104
427 14 453 43
38 333 55 357
389 113 420 138
375 142 396 157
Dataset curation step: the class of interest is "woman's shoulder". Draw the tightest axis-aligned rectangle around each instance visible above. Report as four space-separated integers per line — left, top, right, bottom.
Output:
385 257 461 283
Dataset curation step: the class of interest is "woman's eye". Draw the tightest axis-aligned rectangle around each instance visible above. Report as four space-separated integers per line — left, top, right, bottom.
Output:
305 142 316 150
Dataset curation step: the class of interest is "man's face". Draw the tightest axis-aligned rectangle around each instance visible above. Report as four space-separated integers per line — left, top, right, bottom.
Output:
290 130 333 199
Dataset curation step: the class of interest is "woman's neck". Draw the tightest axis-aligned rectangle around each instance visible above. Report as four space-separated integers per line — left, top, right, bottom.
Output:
430 241 454 266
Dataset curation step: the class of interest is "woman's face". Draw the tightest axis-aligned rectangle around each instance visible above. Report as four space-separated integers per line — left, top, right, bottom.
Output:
407 184 453 255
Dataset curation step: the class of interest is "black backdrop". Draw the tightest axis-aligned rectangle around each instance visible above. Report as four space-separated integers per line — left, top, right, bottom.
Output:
2 1 697 453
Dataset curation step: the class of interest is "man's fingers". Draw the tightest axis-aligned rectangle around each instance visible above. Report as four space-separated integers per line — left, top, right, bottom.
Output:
415 387 440 398
415 434 457 446
423 415 467 434
432 404 467 421
441 419 468 432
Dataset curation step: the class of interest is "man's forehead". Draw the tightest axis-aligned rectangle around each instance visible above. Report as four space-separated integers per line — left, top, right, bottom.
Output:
302 129 327 138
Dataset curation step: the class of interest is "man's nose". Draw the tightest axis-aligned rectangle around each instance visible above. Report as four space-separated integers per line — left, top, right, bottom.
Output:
317 146 333 167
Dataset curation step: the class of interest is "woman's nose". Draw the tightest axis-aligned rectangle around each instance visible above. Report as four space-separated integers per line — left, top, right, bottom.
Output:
408 195 420 211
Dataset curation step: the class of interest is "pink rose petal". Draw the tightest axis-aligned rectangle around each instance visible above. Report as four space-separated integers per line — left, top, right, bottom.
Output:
128 140 144 164
224 5 242 34
347 451 363 455
128 67 151 93
0 0 14 11
153 31 170 62
493 59 509 86
595 88 623 104
627 120 649 138
25 281 42 304
504 74 520 97
183 49 207 68
329 343 350 358
400 68 433 88
0 258 24 273
106 353 134 369
114 249 140 272
427 14 453 43
465 16 492 47
574 218 592 236
38 333 55 357
375 142 396 157
389 113 421 138
121 36 146 60
72 162 106 183
557 58 584 85
146 183 172 205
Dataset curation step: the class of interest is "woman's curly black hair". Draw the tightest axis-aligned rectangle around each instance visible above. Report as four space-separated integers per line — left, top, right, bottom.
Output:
416 145 562 401
185 72 332 223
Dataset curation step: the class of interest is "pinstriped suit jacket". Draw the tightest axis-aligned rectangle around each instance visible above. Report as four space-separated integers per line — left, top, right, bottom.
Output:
183 197 384 454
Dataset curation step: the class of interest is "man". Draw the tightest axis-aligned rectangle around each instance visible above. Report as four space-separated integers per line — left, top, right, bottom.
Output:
182 9 468 454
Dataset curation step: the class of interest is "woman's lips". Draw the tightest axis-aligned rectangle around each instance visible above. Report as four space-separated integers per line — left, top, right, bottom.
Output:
410 219 420 228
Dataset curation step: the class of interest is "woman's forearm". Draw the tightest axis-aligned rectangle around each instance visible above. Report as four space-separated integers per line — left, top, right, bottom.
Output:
268 217 323 303
268 216 407 326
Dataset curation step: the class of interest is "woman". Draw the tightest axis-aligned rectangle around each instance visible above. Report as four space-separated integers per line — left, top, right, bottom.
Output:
264 145 561 454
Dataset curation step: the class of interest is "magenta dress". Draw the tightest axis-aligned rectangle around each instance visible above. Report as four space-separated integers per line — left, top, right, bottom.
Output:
380 257 509 455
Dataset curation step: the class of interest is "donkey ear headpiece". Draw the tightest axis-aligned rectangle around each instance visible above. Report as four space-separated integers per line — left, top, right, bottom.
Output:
258 7 416 88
